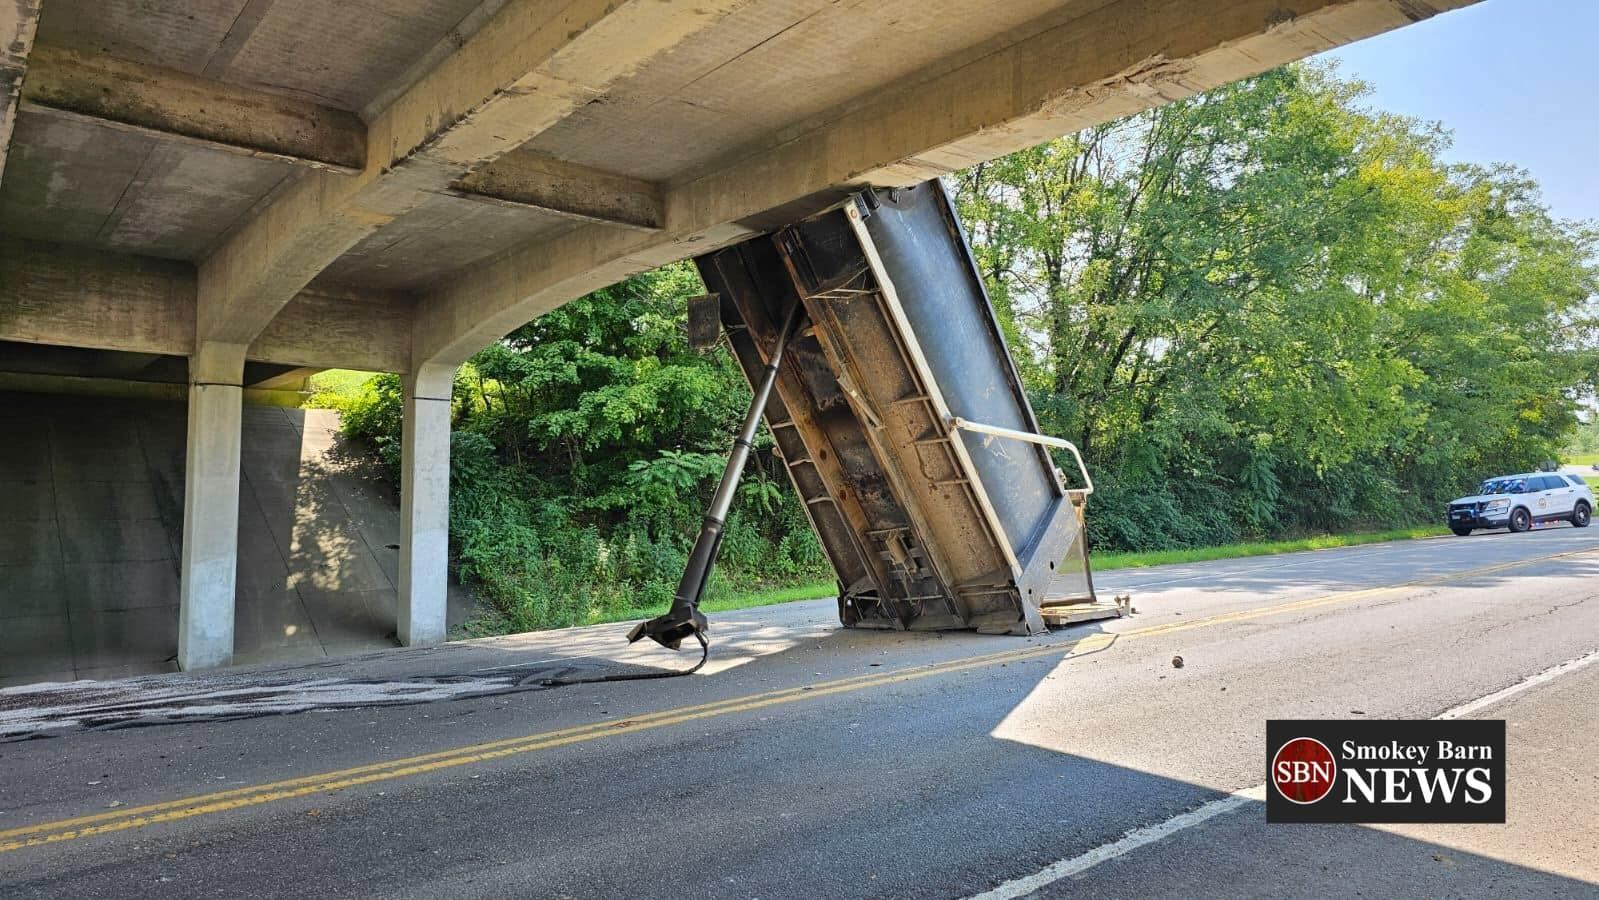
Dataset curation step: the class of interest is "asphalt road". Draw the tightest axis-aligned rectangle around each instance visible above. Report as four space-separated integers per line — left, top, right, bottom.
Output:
3 525 1598 898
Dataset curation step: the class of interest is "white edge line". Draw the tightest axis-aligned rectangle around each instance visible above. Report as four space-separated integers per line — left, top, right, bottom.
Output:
967 646 1599 899
1437 646 1599 720
966 787 1267 900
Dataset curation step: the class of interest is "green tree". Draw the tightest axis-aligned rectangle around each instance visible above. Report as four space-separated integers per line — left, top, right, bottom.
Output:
337 263 826 631
956 64 1597 549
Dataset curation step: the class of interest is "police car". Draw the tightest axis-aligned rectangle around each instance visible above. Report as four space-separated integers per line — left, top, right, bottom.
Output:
1447 473 1593 536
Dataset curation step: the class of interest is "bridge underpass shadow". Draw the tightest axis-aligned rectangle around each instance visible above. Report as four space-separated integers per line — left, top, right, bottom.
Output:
0 390 477 687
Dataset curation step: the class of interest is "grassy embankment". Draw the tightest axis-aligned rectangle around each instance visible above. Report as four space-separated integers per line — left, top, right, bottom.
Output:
586 526 1453 624
307 369 375 402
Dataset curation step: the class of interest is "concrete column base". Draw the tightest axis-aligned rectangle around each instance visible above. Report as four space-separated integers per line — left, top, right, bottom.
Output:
178 342 247 670
398 364 455 647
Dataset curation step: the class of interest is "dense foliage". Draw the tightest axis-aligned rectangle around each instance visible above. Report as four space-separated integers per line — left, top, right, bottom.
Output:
333 266 827 632
955 65 1597 551
333 63 1596 631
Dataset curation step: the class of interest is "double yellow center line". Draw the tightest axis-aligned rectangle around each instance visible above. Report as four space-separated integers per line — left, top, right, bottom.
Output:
2 543 1592 854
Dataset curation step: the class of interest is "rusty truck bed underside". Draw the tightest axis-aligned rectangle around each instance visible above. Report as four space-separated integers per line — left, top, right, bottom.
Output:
697 180 1097 635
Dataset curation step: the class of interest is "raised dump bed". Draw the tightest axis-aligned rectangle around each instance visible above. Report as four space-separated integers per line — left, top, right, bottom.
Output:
696 180 1098 635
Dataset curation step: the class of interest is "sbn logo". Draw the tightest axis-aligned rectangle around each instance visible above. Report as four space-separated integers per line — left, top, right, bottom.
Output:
1265 720 1504 823
1272 737 1336 804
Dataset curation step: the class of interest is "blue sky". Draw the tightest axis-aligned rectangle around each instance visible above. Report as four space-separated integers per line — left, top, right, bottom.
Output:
1321 0 1597 224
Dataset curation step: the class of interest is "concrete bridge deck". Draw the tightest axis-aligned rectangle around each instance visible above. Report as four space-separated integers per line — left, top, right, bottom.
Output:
0 0 1480 672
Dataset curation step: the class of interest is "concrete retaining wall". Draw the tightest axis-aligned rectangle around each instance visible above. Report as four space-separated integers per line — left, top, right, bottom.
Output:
0 391 475 685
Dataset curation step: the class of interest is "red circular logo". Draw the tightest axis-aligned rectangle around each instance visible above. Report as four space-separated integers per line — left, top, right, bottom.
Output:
1272 737 1337 804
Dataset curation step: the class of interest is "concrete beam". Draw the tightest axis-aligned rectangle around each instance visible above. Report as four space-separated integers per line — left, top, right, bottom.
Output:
246 367 320 391
254 288 414 374
0 371 309 407
413 0 1475 367
21 44 366 173
0 0 42 181
0 238 195 356
416 222 758 368
853 0 1480 184
451 151 664 230
0 238 412 373
193 0 750 348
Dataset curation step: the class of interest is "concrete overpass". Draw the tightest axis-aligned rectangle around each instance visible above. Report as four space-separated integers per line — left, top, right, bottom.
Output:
0 0 1476 670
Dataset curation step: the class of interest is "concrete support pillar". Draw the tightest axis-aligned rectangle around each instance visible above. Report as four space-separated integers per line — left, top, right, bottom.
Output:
178 342 248 670
398 364 454 647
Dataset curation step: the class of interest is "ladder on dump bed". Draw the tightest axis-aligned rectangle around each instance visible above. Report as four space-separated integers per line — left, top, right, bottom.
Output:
696 180 1113 635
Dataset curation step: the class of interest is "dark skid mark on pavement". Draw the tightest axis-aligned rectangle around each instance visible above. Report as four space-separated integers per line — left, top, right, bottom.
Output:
0 659 656 743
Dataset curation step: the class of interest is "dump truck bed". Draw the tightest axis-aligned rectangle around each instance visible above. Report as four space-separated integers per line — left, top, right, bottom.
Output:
696 180 1095 635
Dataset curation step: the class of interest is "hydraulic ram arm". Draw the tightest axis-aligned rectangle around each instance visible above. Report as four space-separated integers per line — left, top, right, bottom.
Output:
626 299 806 651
